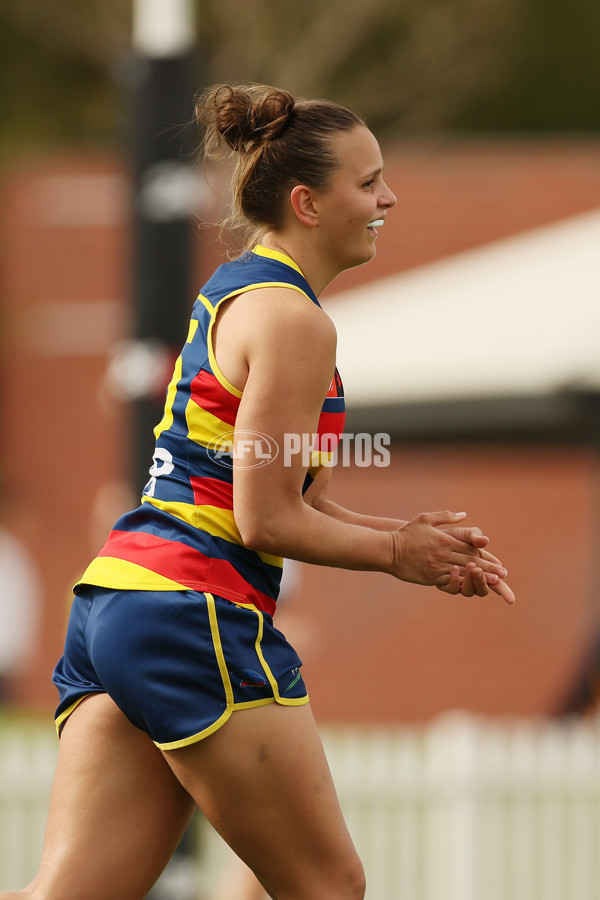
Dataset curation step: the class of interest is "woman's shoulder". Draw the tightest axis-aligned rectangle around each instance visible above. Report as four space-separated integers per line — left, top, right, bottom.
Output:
232 285 336 345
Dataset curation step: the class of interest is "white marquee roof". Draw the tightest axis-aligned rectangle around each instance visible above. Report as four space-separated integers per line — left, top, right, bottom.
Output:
332 209 600 410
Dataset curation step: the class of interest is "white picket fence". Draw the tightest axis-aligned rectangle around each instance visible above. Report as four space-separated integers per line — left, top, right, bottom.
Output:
2 712 600 899
320 714 600 900
0 717 57 890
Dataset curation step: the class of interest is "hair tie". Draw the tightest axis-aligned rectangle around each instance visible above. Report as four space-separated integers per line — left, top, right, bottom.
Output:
246 107 263 136
246 105 290 139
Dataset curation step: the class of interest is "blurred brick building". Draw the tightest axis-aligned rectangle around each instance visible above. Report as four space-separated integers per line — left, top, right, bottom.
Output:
2 140 600 720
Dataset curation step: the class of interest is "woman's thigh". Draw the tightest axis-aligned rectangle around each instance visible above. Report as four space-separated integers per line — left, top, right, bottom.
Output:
29 693 195 900
162 702 365 900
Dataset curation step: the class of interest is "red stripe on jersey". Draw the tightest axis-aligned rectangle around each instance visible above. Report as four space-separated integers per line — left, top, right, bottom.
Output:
314 410 344 450
327 369 344 397
190 369 240 426
191 476 233 508
98 529 275 615
206 557 276 615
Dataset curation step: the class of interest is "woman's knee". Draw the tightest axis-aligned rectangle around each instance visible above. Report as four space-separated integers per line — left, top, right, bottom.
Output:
290 851 366 900
334 853 366 900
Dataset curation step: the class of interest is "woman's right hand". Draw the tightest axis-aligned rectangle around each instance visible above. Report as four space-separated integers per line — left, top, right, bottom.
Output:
389 511 514 602
443 561 516 604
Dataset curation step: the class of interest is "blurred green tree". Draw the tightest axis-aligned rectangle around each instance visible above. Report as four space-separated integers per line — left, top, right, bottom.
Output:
0 0 130 159
0 0 598 161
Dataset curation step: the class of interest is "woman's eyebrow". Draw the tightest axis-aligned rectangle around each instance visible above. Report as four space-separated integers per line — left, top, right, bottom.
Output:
360 165 384 180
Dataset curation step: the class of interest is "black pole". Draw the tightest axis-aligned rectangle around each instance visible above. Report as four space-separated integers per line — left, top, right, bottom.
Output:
129 49 198 494
110 6 205 898
129 46 204 900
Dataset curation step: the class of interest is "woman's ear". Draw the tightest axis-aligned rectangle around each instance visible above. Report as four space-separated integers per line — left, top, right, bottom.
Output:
290 184 319 227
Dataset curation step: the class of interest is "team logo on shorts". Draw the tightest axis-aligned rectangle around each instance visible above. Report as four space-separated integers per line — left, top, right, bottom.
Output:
231 668 267 688
283 668 301 692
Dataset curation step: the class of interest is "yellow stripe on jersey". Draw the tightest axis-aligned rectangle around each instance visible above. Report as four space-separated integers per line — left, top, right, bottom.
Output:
186 319 199 343
196 293 215 316
154 320 199 440
185 397 235 447
206 310 244 400
310 449 335 468
306 449 336 484
252 244 305 276
154 353 183 440
196 504 241 544
141 496 198 527
77 556 187 591
142 496 282 568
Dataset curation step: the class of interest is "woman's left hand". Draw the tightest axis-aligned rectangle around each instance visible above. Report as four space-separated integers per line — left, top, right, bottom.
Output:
441 561 515 604
438 525 516 604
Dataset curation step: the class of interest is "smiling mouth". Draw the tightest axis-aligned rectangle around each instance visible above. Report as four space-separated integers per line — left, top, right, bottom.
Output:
367 218 384 229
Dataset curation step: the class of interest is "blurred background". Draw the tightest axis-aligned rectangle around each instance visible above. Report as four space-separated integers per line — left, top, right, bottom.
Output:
1 1 600 898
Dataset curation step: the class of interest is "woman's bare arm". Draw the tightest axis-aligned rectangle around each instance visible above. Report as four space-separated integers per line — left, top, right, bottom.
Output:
216 288 509 593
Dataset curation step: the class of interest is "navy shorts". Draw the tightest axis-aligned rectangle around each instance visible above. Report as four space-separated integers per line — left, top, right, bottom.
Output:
52 586 308 749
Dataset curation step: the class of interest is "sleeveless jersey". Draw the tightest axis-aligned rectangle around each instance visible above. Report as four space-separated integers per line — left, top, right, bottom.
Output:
77 246 346 616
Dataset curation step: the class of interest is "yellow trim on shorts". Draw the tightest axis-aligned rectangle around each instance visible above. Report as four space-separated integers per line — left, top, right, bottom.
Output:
55 693 93 737
155 592 234 750
232 698 276 711
206 592 234 705
157 709 234 750
154 595 308 751
252 608 309 707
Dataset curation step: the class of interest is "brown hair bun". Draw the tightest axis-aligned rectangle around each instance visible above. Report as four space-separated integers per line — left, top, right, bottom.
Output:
197 84 295 153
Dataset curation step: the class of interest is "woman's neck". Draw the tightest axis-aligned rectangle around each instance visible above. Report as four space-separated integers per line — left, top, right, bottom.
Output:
259 232 341 298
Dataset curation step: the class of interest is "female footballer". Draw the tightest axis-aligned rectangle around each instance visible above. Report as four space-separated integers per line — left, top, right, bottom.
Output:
1 83 513 900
